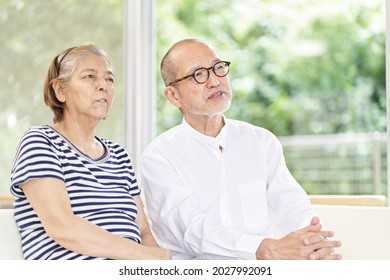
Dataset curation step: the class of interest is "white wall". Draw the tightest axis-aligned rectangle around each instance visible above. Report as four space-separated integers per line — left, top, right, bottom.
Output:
314 205 390 260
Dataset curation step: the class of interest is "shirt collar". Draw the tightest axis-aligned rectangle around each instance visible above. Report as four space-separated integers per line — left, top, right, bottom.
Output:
181 117 228 151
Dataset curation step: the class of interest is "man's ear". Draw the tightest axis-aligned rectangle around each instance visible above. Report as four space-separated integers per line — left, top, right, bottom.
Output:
52 80 65 103
164 86 182 109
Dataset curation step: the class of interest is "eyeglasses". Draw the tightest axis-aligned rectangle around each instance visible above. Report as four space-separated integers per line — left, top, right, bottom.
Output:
168 61 231 86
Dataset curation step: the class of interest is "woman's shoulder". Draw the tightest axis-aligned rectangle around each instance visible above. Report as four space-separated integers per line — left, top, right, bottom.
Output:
97 136 122 149
97 137 130 156
22 125 57 139
17 125 56 145
13 126 64 160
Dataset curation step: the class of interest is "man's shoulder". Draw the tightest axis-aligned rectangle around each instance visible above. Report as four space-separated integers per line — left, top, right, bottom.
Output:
155 123 184 142
226 119 275 137
143 124 184 154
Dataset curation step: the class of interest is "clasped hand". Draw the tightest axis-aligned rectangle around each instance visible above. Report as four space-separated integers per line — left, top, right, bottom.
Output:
256 216 342 260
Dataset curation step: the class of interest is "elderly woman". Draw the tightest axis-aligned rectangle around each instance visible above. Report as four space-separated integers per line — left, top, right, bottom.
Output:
10 45 170 260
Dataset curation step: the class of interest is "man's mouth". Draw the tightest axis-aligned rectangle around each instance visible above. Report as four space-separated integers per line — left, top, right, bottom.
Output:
208 91 225 99
96 98 108 103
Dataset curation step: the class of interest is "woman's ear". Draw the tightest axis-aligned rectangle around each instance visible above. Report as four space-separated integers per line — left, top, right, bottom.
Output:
164 86 182 109
52 80 65 103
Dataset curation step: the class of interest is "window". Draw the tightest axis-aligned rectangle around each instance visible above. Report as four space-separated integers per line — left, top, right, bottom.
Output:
0 0 125 196
0 0 388 207
156 0 387 200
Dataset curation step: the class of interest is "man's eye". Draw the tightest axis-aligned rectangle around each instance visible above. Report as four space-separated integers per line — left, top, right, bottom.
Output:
214 64 224 70
194 70 206 77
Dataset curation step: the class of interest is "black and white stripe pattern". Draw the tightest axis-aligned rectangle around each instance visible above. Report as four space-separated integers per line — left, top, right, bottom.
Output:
10 125 141 260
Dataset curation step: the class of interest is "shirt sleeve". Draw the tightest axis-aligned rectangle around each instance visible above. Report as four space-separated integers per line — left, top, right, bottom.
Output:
140 148 263 260
265 133 316 236
10 129 64 198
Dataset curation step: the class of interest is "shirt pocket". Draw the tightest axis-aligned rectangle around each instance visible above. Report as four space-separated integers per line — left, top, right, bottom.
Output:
239 180 269 228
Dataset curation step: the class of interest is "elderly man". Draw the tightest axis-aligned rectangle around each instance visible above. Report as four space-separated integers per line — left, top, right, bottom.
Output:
140 38 342 260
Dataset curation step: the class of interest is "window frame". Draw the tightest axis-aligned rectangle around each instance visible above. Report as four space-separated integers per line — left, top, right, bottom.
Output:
125 0 389 207
124 0 156 170
0 0 388 207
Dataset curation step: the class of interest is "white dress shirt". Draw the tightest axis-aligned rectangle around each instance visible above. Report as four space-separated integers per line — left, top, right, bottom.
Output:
140 118 316 260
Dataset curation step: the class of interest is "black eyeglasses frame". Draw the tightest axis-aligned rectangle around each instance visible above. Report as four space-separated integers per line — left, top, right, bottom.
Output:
167 61 231 87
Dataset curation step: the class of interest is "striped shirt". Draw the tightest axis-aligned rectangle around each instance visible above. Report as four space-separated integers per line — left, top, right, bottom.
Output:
10 125 141 260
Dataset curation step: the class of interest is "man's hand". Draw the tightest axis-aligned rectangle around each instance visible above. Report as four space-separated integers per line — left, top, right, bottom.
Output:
255 216 342 260
305 216 342 260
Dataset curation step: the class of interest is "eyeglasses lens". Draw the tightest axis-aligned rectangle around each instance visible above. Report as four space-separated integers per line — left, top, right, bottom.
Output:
193 61 230 84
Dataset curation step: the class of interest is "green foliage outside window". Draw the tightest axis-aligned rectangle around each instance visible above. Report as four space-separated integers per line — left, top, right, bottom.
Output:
0 0 386 196
156 0 385 137
155 0 386 196
0 0 124 196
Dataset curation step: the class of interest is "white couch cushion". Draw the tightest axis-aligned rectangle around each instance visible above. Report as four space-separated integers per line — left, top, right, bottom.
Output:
314 204 390 260
0 209 24 259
